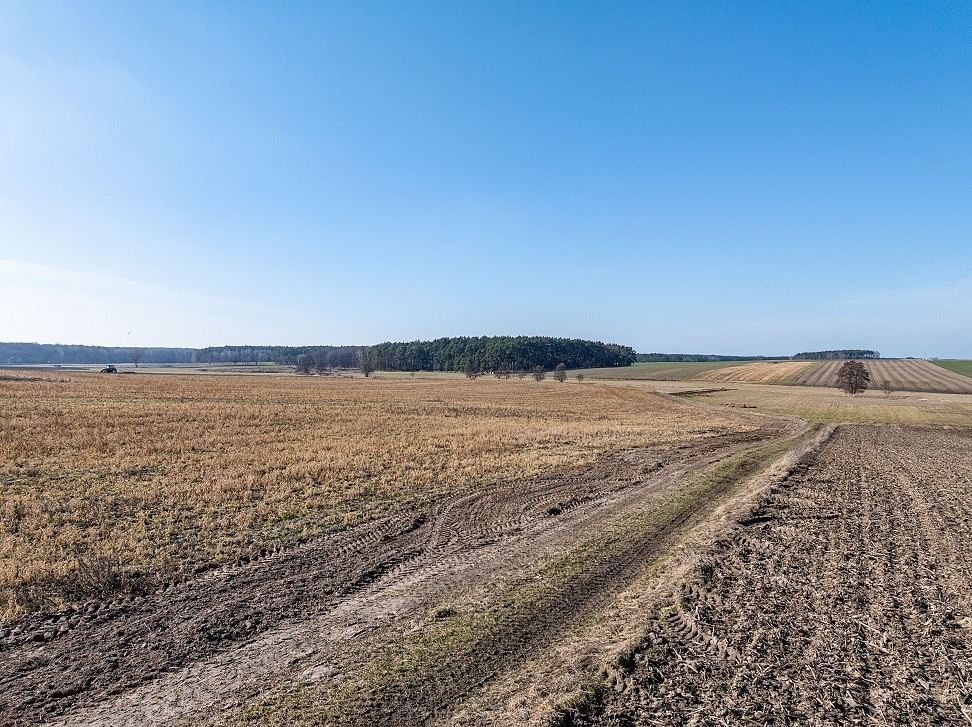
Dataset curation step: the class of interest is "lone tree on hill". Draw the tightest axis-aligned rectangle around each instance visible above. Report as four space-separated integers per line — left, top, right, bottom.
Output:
836 360 869 395
532 366 546 381
296 353 314 375
553 363 567 382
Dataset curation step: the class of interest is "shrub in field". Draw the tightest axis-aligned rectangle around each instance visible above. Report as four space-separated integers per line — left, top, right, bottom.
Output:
576 373 585 382
836 360 870 395
554 363 567 382
533 367 546 381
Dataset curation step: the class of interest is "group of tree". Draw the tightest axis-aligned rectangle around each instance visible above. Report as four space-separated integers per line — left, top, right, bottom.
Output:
793 349 880 360
363 336 635 373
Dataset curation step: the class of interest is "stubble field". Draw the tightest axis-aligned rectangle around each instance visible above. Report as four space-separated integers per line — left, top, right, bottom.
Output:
0 370 752 622
2 367 971 726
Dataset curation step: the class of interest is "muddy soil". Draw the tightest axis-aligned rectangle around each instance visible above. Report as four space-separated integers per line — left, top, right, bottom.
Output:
566 425 972 726
0 420 792 727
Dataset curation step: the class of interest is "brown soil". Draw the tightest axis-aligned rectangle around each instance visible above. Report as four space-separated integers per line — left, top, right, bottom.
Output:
0 420 793 727
796 359 972 394
563 425 972 725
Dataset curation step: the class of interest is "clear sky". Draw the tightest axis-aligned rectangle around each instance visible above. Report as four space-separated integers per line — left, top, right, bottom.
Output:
1 2 969 356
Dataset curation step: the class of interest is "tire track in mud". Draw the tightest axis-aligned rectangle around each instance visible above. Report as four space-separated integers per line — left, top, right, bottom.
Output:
0 425 790 727
564 425 972 726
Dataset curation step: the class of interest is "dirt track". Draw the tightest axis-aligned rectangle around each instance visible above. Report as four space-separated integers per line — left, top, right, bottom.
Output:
0 419 794 726
566 425 972 725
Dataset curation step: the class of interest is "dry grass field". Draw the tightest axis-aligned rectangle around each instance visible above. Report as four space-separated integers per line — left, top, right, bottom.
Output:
4 368 972 726
636 381 972 426
569 361 745 381
0 369 754 622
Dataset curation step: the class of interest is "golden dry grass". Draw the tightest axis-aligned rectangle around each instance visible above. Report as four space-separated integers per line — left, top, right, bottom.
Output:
686 383 972 426
0 370 753 621
696 361 818 385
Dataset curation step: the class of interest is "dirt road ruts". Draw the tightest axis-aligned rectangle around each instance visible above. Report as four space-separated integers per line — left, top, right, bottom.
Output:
0 420 793 727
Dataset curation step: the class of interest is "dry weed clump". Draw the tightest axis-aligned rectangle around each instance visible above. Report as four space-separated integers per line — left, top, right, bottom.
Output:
0 371 751 620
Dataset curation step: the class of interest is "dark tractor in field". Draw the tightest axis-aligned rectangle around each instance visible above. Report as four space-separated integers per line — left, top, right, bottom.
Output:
100 365 117 374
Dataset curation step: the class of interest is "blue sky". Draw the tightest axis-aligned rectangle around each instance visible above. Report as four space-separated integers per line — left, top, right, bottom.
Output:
0 2 969 356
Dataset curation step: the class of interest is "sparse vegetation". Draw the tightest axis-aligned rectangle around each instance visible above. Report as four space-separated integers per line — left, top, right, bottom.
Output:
0 369 750 621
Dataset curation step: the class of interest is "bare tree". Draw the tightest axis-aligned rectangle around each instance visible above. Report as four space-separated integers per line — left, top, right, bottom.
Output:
836 360 869 395
359 356 375 378
464 359 480 379
881 379 894 397
532 366 546 382
130 349 142 368
575 372 585 382
313 349 328 375
553 362 567 382
296 353 314 375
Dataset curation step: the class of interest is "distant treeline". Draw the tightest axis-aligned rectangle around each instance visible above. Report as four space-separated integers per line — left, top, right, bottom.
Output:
0 337 634 371
0 341 879 368
365 336 636 372
636 350 881 362
0 342 366 367
792 349 880 360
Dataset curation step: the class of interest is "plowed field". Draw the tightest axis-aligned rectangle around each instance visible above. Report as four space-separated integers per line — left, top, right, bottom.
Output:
695 359 972 394
798 359 972 393
566 425 972 725
696 361 817 385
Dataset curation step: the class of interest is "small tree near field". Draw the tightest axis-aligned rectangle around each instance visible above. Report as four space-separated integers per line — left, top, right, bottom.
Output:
313 349 328 375
532 366 546 381
836 360 869 395
881 379 894 397
576 372 585 382
464 359 480 379
296 353 314 375
359 354 375 378
130 348 142 368
553 363 567 382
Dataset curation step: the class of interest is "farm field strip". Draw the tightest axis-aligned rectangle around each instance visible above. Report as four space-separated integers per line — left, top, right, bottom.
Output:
794 359 972 394
0 416 795 726
693 359 972 394
697 361 817 385
568 361 746 381
565 425 972 726
932 360 972 378
0 370 753 622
